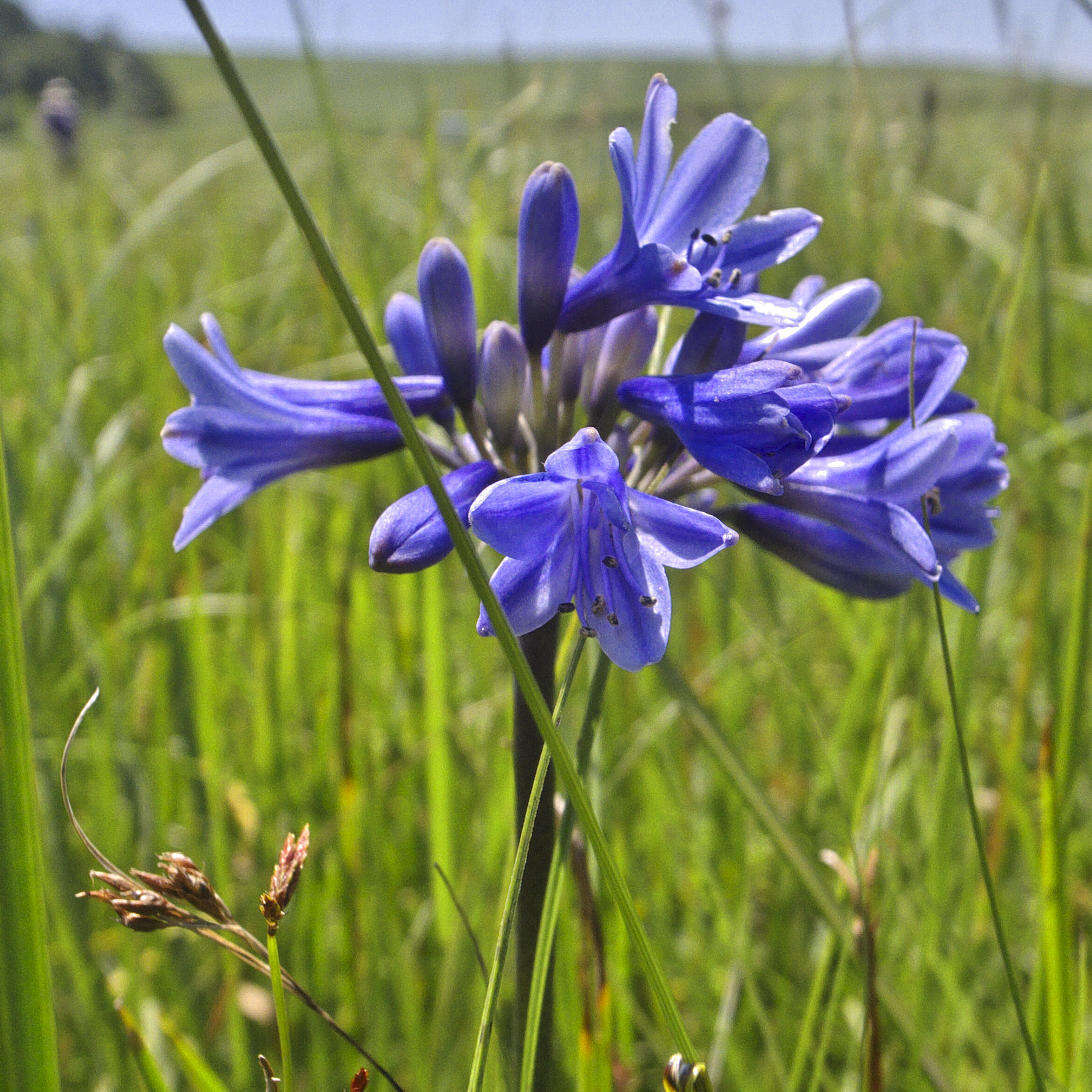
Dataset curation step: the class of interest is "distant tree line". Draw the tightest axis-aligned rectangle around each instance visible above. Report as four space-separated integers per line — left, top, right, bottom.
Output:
0 0 176 121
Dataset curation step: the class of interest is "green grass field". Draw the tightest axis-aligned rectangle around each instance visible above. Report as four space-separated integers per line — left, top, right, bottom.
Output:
0 49 1089 1089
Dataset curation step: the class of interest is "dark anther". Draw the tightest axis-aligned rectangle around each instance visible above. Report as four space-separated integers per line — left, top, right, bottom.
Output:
640 595 657 607
720 228 733 244
727 268 742 289
592 594 607 616
690 227 701 240
700 232 718 247
705 268 723 288
924 486 943 515
607 612 619 626
580 625 597 638
602 555 619 568
558 602 575 613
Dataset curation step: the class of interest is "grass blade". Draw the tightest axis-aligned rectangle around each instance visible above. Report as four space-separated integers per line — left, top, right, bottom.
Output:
0 416 61 1089
179 0 698 1061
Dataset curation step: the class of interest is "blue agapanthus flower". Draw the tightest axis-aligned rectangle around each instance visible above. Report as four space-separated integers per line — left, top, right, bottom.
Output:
727 350 1007 611
557 74 820 333
161 313 446 550
469 428 735 670
160 75 1007 659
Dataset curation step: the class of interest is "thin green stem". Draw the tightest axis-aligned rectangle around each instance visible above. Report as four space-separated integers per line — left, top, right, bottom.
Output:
266 929 293 1091
927 584 1046 1090
468 634 586 1091
908 312 1045 1089
181 0 696 1061
520 649 612 1092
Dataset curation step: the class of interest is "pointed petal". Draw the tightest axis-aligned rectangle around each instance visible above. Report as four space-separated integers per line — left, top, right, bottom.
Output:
642 113 769 251
634 74 677 230
717 208 821 274
937 567 980 613
608 126 641 261
477 538 578 636
544 427 620 480
779 483 939 578
627 488 736 568
728 504 919 599
469 474 575 559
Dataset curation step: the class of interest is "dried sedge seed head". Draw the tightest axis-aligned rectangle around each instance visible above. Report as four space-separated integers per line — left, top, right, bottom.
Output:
130 852 231 923
79 885 197 932
262 824 310 929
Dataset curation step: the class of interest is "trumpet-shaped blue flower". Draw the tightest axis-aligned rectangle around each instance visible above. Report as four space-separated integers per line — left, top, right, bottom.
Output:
161 314 447 550
557 74 820 333
727 345 1006 611
616 362 846 493
469 428 735 670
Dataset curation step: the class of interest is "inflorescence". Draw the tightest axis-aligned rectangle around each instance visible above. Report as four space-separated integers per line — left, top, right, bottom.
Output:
160 74 1007 671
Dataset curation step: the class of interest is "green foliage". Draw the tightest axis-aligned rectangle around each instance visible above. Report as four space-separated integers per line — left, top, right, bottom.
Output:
0 52 1088 1089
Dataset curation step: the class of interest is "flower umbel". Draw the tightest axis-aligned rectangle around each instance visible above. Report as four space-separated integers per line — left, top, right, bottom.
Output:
469 428 735 671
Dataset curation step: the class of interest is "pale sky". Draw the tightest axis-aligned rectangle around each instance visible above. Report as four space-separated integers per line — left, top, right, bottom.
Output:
21 0 1092 80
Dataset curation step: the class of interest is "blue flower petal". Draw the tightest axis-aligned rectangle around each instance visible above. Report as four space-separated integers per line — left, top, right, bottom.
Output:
729 504 920 600
544 427 620 480
384 292 440 376
779 482 940 579
627 489 736 568
717 208 821 275
477 536 578 636
634 74 677 229
418 238 478 408
469 474 575 559
641 112 768 251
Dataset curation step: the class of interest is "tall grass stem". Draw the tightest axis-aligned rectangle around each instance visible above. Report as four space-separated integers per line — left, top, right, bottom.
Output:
180 0 696 1061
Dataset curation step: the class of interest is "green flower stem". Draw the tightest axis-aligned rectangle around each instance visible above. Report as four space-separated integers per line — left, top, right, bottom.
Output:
520 648 612 1092
181 0 696 1062
468 633 585 1091
927 584 1045 1090
512 619 559 1087
266 928 293 1091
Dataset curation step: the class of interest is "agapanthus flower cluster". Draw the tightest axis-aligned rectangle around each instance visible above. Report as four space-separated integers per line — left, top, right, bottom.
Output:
161 74 1006 670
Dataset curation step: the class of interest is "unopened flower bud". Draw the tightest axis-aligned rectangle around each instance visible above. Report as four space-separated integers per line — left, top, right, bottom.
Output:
479 321 528 450
417 238 478 410
518 161 579 355
585 307 658 422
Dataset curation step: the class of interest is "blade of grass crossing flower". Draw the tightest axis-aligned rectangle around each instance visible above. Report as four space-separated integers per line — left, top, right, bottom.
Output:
0 416 61 1090
520 649 612 1092
180 1 697 1062
468 633 586 1091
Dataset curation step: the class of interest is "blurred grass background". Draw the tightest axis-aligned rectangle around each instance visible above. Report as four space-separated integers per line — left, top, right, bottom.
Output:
0 47 1090 1089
